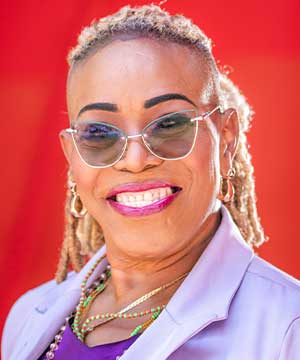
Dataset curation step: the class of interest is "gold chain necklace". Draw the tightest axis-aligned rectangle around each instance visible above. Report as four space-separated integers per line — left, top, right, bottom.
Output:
73 254 189 341
44 255 189 359
80 271 188 337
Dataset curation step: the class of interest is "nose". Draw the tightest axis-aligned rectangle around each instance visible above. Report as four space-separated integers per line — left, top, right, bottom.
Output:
113 136 162 173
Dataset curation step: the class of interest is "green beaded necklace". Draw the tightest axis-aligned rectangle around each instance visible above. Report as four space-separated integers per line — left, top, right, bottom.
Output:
73 254 188 342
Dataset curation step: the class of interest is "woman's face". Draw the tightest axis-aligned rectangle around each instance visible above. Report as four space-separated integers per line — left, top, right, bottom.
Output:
61 38 238 260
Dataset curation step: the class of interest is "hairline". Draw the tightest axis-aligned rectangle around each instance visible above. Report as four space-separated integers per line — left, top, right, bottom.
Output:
66 34 221 112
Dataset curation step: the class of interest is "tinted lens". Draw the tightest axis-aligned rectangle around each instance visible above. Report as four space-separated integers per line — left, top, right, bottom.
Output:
72 121 126 167
143 110 197 159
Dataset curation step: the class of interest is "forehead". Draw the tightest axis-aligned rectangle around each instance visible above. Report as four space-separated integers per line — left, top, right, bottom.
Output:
67 38 214 117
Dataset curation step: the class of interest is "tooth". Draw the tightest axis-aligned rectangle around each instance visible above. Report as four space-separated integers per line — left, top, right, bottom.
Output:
136 194 143 201
151 191 160 200
144 191 153 201
159 188 167 198
115 187 176 205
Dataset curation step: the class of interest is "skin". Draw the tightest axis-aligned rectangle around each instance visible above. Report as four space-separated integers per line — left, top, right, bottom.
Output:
60 38 239 345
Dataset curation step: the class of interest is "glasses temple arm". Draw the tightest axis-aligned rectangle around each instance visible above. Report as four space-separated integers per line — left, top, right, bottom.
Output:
191 105 224 122
65 128 77 134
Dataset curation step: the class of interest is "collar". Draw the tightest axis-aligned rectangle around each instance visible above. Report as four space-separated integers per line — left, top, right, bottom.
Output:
167 203 254 325
19 204 254 360
121 204 254 359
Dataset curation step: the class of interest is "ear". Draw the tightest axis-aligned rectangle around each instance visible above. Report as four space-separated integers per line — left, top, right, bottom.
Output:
218 108 239 176
59 130 73 165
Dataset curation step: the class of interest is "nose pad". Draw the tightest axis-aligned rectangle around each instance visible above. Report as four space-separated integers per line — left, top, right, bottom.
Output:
113 137 162 172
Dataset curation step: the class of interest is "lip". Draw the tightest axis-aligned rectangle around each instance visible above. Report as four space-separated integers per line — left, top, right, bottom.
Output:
105 180 183 217
106 180 181 198
107 189 182 217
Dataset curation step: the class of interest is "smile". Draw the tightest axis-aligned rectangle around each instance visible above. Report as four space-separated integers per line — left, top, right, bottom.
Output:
106 186 182 216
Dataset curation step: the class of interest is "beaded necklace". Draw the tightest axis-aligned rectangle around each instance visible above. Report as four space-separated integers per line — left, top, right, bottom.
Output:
44 254 188 359
77 269 188 340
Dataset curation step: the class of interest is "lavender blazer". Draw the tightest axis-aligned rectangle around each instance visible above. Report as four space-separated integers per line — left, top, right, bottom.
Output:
2 205 300 359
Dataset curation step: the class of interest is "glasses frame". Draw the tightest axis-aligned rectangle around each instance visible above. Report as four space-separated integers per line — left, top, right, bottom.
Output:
63 105 223 169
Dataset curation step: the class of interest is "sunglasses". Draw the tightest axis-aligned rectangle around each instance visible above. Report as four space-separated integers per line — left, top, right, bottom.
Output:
62 105 222 168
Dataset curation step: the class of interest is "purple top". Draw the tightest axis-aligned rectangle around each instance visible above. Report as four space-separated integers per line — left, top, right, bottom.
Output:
40 319 140 360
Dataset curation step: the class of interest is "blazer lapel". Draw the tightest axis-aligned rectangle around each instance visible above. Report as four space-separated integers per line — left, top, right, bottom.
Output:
120 306 223 360
12 245 108 360
121 205 254 359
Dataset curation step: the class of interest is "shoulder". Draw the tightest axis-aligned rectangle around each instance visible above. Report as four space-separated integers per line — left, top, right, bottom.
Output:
240 255 300 321
8 271 76 313
225 255 300 357
246 255 300 296
1 272 75 359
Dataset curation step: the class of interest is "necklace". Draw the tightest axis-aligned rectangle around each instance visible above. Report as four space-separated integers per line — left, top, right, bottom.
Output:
78 271 188 339
44 254 189 359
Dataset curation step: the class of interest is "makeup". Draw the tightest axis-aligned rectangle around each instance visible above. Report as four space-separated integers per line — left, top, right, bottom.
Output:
106 185 182 217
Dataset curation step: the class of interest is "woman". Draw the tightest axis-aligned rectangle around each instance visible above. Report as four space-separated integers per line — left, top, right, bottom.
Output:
2 4 300 360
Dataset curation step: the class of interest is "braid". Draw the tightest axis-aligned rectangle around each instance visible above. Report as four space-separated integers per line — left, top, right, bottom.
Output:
67 5 212 66
56 4 266 283
219 75 266 247
55 171 104 283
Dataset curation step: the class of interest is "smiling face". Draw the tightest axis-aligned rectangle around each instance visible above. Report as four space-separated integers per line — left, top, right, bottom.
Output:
60 37 238 262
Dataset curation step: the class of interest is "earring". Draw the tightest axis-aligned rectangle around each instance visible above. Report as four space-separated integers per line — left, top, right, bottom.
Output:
69 180 88 218
217 168 235 203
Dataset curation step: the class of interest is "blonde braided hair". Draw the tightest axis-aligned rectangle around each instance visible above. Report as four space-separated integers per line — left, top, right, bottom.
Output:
55 4 266 283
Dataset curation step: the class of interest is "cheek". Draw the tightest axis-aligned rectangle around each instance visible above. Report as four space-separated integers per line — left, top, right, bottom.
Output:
69 152 112 223
69 152 99 199
186 128 220 200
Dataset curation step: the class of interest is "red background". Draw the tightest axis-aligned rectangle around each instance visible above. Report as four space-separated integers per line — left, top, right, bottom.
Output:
1 0 299 337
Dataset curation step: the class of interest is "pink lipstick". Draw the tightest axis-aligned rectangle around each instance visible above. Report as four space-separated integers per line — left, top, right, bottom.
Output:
106 181 182 217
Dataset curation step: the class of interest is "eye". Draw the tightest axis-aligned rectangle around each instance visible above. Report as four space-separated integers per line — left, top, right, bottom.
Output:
157 118 177 128
149 113 191 136
74 121 123 149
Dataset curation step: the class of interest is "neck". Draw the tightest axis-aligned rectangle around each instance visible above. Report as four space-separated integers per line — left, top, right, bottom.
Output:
104 209 222 307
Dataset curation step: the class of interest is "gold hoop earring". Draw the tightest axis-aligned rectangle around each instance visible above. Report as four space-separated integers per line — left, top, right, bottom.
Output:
69 180 88 218
217 168 235 203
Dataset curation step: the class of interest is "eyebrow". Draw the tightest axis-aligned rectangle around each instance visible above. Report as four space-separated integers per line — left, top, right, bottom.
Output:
77 103 118 117
144 93 197 108
77 93 197 117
